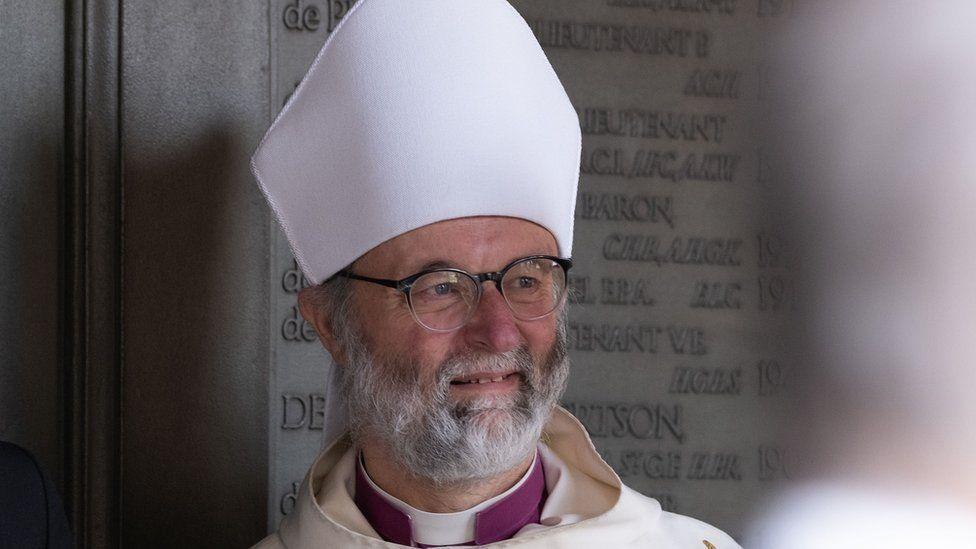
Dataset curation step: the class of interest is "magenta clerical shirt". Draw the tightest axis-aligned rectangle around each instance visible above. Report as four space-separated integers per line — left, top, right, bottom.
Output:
354 452 548 547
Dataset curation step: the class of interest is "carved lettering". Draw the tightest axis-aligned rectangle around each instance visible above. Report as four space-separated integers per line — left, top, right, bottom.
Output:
531 19 710 58
756 360 790 397
280 393 326 429
282 0 321 32
629 150 739 182
569 276 656 306
756 231 794 269
568 323 660 353
577 193 674 227
684 69 740 99
756 274 795 311
689 280 742 309
758 446 793 480
580 147 739 183
580 147 627 176
563 402 685 443
323 0 357 32
607 0 737 16
281 393 308 429
600 277 656 306
568 275 596 305
667 326 707 355
615 449 682 480
280 481 301 515
603 234 743 267
308 393 326 430
282 259 312 294
669 366 741 395
281 305 318 342
579 108 729 143
686 452 742 480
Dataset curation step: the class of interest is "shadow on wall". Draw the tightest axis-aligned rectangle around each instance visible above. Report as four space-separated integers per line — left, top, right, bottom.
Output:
0 86 64 495
121 123 270 548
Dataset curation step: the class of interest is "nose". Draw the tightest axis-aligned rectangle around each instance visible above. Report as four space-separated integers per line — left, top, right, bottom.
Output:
460 282 522 353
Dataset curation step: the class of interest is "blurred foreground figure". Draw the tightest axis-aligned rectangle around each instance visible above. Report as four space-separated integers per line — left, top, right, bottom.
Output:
747 1 976 547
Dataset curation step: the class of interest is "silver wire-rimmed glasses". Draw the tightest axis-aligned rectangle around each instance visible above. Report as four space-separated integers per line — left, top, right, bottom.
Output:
336 255 573 332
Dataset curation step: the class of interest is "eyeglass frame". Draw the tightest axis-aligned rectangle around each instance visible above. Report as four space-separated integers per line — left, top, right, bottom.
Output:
334 255 574 332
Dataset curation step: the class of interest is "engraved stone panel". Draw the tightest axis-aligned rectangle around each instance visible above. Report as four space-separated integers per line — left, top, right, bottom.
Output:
265 0 793 539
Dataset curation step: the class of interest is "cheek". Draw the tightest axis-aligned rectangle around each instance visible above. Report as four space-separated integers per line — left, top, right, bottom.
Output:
518 318 558 361
376 323 456 378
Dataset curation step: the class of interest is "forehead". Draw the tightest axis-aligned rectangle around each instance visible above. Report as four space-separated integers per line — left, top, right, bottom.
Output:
355 216 559 277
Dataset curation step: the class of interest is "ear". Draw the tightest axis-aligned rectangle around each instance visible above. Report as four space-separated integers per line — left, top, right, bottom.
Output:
298 286 348 365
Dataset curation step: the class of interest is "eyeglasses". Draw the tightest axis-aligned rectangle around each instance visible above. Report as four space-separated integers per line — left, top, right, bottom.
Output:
336 255 573 332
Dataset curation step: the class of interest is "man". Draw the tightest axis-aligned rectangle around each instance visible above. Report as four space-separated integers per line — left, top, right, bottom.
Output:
250 0 739 546
745 1 976 547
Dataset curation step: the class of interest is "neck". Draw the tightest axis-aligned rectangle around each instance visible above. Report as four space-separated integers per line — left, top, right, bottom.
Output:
360 441 535 513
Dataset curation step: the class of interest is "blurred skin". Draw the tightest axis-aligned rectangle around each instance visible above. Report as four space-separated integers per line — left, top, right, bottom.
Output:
775 0 976 503
748 1 976 546
299 216 560 512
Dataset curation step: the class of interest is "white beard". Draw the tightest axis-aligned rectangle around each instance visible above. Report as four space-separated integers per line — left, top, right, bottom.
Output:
338 320 569 486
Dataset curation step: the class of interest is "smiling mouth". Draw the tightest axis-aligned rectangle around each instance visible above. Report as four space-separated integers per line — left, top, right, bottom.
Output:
450 372 520 385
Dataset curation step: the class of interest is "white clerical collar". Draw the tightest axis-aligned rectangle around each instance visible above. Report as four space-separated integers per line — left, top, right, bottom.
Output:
357 449 540 546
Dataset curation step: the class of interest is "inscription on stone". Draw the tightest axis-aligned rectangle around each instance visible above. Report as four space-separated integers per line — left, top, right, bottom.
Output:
282 0 321 32
281 393 326 430
281 305 317 342
531 20 711 58
669 366 742 395
603 235 743 267
606 0 737 16
579 108 729 143
689 280 742 310
563 401 685 443
568 323 707 355
581 147 740 182
570 276 658 306
757 446 793 481
577 193 674 227
283 0 357 32
683 70 740 99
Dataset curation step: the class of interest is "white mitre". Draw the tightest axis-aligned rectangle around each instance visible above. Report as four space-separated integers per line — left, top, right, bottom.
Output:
251 0 581 284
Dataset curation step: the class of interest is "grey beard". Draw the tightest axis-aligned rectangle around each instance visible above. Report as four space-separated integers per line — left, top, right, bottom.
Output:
337 319 569 486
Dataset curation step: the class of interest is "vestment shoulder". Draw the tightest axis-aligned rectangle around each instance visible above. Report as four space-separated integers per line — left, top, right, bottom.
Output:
249 532 284 549
620 484 741 548
657 510 742 549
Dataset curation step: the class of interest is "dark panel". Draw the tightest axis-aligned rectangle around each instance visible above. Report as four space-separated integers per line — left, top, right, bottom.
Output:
0 0 65 490
120 1 271 546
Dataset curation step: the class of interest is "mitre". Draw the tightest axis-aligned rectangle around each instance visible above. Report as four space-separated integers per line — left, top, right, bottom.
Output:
251 0 581 284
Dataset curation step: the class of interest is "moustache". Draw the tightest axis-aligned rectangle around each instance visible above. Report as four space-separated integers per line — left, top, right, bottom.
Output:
434 346 536 390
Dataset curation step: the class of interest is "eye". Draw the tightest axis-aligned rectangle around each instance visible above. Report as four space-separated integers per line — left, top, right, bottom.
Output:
433 282 454 295
516 276 538 289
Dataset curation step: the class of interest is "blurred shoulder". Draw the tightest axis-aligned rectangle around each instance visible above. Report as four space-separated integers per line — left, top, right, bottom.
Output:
622 485 741 549
658 510 741 549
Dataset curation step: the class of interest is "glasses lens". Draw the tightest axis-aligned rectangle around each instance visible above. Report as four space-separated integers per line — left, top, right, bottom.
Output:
501 258 567 320
408 270 479 331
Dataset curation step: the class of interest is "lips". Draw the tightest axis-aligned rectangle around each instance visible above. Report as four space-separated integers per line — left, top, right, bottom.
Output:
450 372 519 385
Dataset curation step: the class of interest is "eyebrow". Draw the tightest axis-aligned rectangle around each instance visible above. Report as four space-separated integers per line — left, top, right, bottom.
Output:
417 260 453 272
412 252 557 274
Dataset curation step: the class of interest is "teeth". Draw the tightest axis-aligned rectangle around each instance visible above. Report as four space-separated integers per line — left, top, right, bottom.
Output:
459 375 509 384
